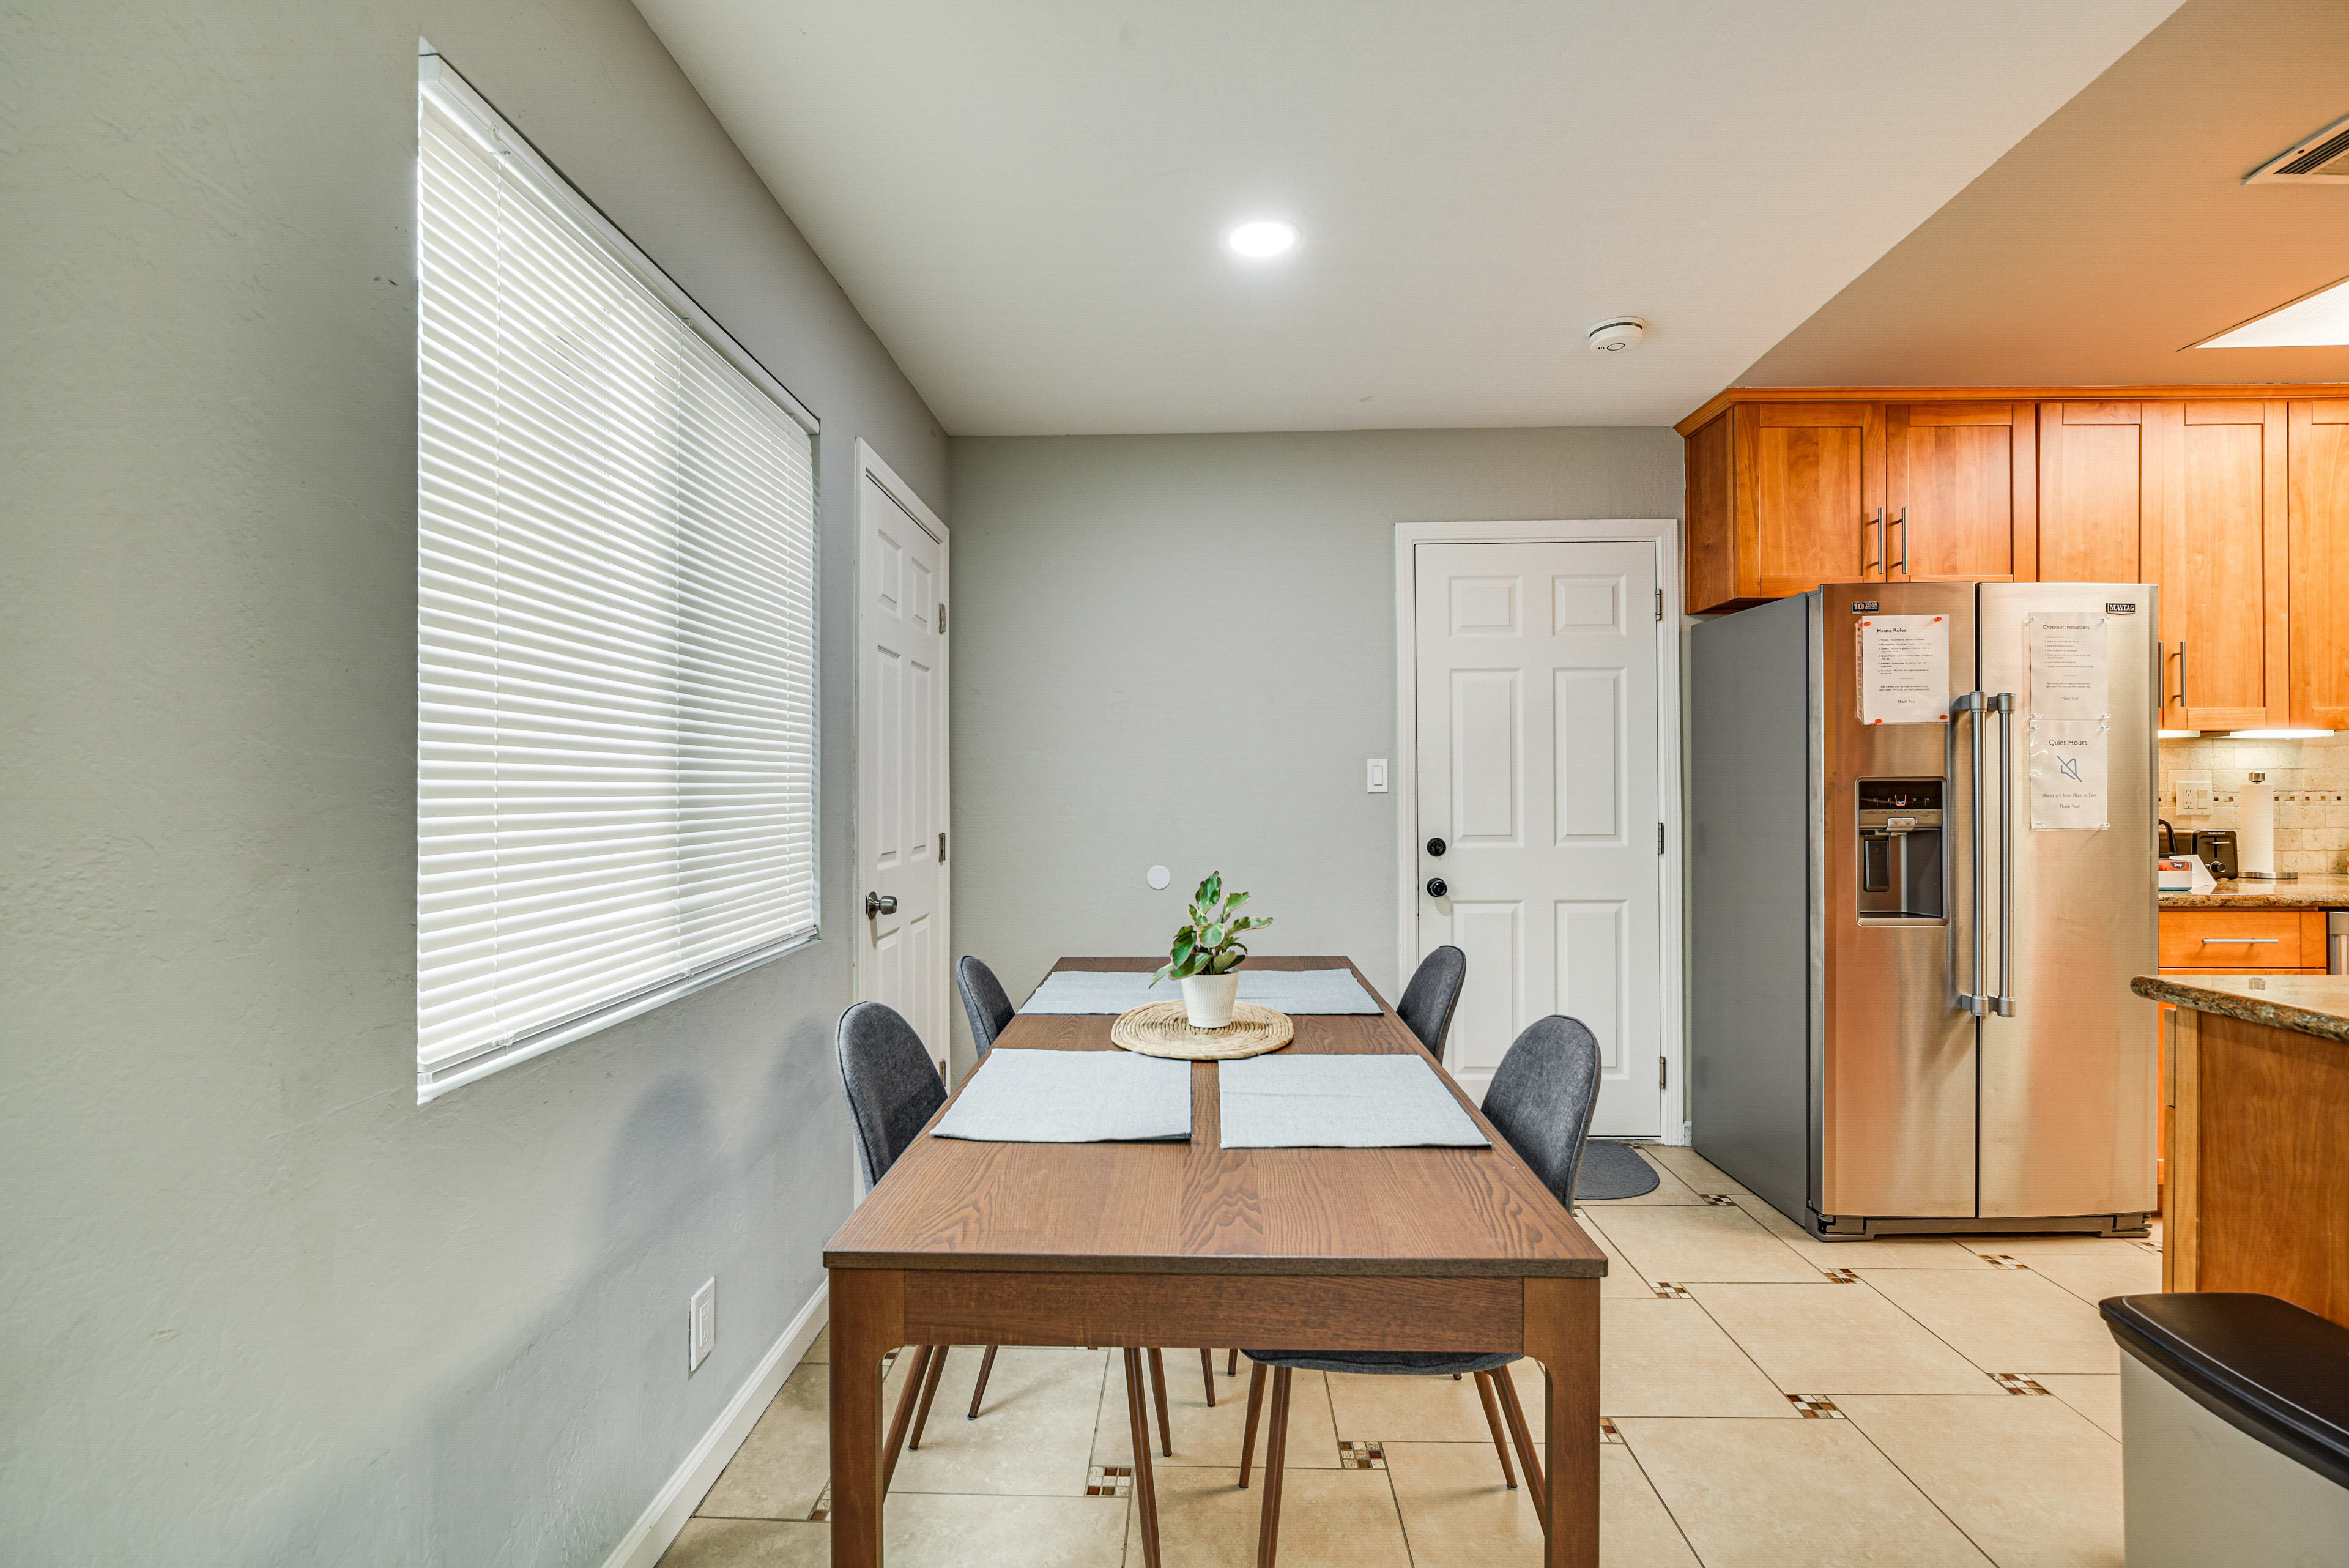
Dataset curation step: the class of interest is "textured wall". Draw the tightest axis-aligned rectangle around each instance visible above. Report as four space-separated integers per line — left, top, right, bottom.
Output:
2160 735 2349 873
945 429 1681 1072
0 4 943 1562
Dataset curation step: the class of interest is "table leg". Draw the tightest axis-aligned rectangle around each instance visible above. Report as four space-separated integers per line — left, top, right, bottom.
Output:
1524 1276 1599 1568
831 1269 905 1568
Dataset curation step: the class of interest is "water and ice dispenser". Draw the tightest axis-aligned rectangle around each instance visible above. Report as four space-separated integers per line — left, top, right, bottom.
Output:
1857 779 1944 920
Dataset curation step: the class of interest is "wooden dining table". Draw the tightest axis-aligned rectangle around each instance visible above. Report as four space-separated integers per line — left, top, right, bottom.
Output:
823 954 1608 1567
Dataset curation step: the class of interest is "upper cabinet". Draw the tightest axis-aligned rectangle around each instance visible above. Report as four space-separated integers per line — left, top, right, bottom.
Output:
2037 401 2155 582
1686 399 2032 612
2290 401 2349 730
2156 401 2288 731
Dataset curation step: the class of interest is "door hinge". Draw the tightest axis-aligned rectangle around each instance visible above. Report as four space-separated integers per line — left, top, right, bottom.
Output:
938 831 946 863
1655 588 1664 622
1657 822 1666 855
938 601 947 634
1660 1055 1668 1088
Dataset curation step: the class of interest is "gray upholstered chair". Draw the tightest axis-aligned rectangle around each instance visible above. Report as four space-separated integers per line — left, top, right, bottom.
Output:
834 998 1171 1517
1233 1014 1602 1564
1395 945 1467 1063
955 954 1017 1057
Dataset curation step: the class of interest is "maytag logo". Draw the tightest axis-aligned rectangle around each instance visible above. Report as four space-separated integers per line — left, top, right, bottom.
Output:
1851 600 1880 613
2106 602 2137 614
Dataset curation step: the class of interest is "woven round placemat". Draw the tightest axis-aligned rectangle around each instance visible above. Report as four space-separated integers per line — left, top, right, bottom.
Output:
1110 1000 1294 1060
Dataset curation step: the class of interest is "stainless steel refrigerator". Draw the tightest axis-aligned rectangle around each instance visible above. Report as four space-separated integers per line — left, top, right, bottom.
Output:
1690 582 2158 1239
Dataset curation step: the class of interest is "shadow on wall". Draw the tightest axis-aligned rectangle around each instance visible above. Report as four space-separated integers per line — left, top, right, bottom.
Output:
242 1009 841 1566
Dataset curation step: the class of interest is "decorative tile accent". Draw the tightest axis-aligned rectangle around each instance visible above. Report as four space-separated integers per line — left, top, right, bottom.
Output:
1978 1254 2030 1270
1599 1418 1625 1445
1820 1268 1860 1284
1992 1373 2052 1396
1698 1193 1739 1206
1338 1440 1387 1470
1085 1465 1133 1498
1787 1394 1846 1419
1651 1282 1693 1299
807 1484 832 1522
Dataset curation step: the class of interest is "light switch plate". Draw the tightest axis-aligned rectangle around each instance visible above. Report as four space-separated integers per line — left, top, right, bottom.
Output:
1366 759 1388 793
689 1279 716 1373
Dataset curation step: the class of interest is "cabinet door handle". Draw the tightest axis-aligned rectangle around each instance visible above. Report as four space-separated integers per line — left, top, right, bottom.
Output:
2199 937 2279 945
2178 641 2189 712
1864 508 1883 574
1890 507 1908 576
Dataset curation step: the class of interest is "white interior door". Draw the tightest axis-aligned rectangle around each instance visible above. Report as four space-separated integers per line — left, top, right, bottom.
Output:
856 447 950 1082
1413 540 1664 1135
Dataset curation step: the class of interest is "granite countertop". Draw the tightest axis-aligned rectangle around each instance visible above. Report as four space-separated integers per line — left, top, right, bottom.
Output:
2159 872 2349 910
2132 973 2349 1043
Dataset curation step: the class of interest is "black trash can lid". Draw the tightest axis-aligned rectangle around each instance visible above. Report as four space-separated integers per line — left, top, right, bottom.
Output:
2102 1293 2349 1491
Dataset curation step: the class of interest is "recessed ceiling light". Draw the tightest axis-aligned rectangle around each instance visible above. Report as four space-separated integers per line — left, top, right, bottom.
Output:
2194 273 2349 349
1225 220 1299 259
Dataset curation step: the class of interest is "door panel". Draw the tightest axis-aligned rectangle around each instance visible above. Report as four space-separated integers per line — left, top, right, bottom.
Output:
1887 402 2033 583
2290 401 2349 730
1415 540 1664 1135
1746 403 1885 598
2038 403 2154 584
857 465 949 1082
2154 401 2287 730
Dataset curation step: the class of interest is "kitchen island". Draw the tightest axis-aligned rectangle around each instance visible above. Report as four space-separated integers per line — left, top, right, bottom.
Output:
2159 870 2349 911
2132 973 2349 1329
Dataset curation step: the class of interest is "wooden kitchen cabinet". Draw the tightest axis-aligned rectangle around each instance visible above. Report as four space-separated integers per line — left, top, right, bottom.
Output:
1884 401 2035 583
2156 401 2288 731
2290 400 2349 729
2037 401 2158 582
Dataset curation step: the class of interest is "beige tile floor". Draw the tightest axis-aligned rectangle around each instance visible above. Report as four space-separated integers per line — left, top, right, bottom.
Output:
662 1147 2155 1568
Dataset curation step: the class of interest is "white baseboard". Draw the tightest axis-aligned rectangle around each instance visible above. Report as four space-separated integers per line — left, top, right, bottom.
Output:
603 1280 829 1568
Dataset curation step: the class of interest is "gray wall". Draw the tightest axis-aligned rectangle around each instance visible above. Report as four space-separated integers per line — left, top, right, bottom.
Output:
1 4 943 1564
947 430 1680 1071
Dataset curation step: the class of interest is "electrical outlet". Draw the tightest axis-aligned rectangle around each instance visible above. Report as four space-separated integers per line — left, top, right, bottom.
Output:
2176 777 2213 814
689 1279 716 1373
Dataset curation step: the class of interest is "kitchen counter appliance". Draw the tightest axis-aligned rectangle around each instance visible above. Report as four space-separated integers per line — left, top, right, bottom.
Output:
1690 582 2157 1238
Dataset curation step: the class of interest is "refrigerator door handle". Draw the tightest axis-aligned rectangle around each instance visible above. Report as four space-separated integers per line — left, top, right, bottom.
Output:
1953 689 1988 1017
1991 691 2016 1017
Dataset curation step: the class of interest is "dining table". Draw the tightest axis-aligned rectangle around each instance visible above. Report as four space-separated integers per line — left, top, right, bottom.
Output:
823 954 1609 1567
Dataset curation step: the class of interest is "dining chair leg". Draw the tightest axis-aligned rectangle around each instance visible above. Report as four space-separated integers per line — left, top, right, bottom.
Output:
1255 1366 1293 1568
881 1345 933 1492
1121 1349 1163 1568
1472 1371 1519 1489
1199 1348 1218 1406
1146 1347 1173 1457
1237 1362 1267 1487
907 1343 949 1450
965 1344 1000 1419
1493 1367 1546 1515
1226 1348 1239 1377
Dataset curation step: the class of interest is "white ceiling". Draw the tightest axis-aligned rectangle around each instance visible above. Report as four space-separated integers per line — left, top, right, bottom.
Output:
634 1 2181 434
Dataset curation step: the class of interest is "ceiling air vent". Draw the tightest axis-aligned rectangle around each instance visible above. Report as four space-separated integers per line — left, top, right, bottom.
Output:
2246 114 2349 183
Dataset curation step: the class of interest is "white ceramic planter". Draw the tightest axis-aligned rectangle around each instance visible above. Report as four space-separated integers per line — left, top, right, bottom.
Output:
1181 973 1239 1028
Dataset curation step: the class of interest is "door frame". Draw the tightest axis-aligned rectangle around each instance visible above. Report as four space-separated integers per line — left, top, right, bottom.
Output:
1392 519 1687 1143
852 437 952 1085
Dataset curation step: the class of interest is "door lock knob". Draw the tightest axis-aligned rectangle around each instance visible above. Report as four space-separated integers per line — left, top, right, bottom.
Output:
1425 877 1449 899
864 891 898 918
1425 837 1447 857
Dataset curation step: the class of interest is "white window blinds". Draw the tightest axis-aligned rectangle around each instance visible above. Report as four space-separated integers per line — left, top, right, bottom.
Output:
416 58 818 1098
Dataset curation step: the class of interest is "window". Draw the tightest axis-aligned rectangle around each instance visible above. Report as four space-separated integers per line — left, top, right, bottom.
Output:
415 53 819 1100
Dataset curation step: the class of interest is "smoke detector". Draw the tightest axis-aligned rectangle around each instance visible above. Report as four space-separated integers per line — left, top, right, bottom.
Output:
1587 317 1647 354
2246 113 2349 183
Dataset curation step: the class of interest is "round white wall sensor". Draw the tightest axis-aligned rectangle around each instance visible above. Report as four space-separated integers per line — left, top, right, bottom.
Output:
1587 317 1647 354
1146 864 1172 890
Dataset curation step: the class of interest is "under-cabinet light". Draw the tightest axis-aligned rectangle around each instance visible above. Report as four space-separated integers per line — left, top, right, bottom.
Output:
2225 729 2336 739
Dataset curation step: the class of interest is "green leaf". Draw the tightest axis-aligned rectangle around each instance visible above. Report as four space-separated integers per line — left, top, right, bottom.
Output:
1201 923 1225 948
1223 891 1250 915
1198 872 1222 908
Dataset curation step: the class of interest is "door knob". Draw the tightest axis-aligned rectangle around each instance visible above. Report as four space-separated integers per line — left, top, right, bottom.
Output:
1425 877 1448 899
1426 837 1447 857
864 891 898 918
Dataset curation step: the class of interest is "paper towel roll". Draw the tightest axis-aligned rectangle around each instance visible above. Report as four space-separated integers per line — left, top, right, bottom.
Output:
2240 774 2276 877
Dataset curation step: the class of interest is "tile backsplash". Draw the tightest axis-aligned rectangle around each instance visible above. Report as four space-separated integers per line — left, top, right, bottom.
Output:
2159 735 2349 874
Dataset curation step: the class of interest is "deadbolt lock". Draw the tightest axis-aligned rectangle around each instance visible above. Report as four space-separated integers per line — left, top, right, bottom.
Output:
1426 837 1447 857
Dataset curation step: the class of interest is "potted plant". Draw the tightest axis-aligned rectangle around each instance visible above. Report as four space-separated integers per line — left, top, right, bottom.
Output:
1152 872 1272 1028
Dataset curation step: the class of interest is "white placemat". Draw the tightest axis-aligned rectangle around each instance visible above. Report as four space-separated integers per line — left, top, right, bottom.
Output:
1022 967 1381 1015
1217 1054 1490 1149
930 1048 1193 1143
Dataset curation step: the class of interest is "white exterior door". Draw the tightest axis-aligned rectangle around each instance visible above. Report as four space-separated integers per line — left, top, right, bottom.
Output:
856 448 950 1082
1412 540 1664 1135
